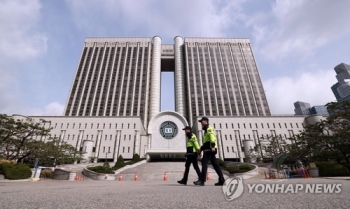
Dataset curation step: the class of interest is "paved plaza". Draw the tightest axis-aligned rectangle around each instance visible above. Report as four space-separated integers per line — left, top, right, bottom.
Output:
1 178 349 209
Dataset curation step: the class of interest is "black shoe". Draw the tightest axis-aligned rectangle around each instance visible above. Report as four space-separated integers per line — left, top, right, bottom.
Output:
215 181 225 186
193 180 204 186
177 180 187 185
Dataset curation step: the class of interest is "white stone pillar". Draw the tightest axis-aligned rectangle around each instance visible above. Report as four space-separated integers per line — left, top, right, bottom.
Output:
149 36 162 121
174 36 186 117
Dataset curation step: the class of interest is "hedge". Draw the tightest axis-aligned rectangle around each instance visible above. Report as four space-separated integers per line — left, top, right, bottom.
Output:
225 164 253 174
88 166 114 174
88 154 145 174
316 162 350 177
0 163 32 180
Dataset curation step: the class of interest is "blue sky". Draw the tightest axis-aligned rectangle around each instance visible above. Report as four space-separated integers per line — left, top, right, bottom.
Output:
1 0 350 116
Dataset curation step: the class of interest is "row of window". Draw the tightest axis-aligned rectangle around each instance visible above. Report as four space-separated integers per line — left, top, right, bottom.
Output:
211 122 302 129
101 146 131 153
53 123 137 129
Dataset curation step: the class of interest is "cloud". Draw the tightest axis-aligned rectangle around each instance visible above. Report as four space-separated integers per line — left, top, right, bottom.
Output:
0 0 47 61
0 0 49 115
64 0 246 40
264 69 337 114
250 0 350 61
42 102 65 116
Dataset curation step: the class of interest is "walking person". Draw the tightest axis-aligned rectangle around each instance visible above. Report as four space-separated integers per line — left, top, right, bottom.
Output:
177 126 201 185
194 117 225 186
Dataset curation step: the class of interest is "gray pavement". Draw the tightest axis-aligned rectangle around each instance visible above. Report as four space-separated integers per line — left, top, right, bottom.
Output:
118 162 229 181
0 178 349 208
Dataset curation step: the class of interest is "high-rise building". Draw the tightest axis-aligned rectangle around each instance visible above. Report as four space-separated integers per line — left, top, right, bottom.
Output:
184 38 271 125
294 101 311 115
64 38 153 124
331 63 350 102
310 106 329 116
64 37 271 127
12 36 324 163
294 101 329 116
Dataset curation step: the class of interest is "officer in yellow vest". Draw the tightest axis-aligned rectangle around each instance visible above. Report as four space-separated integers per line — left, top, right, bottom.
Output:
177 126 201 185
194 117 225 186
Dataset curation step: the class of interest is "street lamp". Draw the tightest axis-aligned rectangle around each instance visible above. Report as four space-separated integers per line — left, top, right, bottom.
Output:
104 152 111 167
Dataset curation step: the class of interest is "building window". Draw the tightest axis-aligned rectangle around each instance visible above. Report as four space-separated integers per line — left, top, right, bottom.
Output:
290 123 293 128
124 135 126 140
261 123 264 128
103 147 105 153
128 147 130 153
249 123 252 128
226 123 228 129
227 147 229 152
123 147 125 153
296 123 299 128
232 147 234 152
230 135 232 140
110 135 112 140
225 135 227 140
108 147 111 153
129 135 131 140
105 135 107 140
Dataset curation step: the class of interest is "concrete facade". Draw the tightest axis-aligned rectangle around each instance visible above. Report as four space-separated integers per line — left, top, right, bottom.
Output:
11 113 326 162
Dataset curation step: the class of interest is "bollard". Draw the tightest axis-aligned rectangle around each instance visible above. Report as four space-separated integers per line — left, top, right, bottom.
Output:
206 172 210 181
134 172 138 181
119 173 123 181
163 172 168 181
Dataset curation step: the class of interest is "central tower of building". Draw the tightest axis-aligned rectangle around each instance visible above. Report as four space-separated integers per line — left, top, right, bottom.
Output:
64 36 271 128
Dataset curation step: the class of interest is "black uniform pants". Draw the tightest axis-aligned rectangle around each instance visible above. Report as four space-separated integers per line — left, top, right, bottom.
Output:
183 153 201 182
200 149 225 183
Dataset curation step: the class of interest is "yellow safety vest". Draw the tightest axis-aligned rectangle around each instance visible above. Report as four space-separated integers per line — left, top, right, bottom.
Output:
202 126 217 149
186 133 200 153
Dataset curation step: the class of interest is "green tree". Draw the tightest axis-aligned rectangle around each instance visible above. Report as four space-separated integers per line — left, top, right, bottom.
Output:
287 101 350 164
30 138 84 166
0 114 51 162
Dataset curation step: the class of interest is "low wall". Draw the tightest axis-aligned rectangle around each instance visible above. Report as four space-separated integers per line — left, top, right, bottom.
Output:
82 168 116 181
53 168 74 180
114 160 147 175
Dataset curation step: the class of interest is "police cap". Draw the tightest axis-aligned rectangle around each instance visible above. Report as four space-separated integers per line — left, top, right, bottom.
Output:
198 116 209 122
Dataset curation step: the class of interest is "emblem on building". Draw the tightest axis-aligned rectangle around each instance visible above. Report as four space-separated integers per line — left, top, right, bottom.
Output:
159 121 178 139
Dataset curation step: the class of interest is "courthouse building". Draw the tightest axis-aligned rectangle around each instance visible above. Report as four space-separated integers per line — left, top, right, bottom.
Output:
11 36 326 162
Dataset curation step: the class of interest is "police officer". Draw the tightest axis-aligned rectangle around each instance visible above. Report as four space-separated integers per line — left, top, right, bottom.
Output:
177 126 201 185
194 117 225 186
